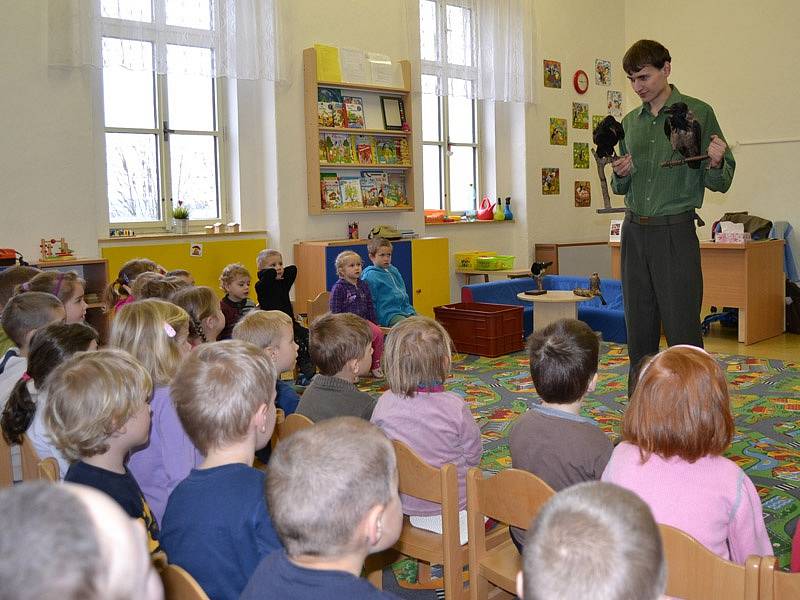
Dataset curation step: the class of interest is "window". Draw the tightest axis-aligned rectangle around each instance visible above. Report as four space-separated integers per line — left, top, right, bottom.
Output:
101 0 225 229
419 0 480 213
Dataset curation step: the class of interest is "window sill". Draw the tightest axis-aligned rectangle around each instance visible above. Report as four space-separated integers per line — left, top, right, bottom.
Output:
98 230 267 243
424 219 516 226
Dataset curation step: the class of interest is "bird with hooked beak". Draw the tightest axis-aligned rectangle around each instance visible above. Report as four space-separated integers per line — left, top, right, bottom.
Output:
662 102 704 168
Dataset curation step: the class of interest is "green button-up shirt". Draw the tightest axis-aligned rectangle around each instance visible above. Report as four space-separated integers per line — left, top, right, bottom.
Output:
611 85 735 216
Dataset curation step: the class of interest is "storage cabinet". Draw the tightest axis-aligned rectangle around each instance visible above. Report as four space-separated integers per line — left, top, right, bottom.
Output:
293 237 450 317
303 46 415 215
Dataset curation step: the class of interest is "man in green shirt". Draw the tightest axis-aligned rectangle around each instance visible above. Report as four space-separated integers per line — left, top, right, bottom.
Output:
611 39 735 394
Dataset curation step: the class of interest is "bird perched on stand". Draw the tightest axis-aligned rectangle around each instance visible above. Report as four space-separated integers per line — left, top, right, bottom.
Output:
662 102 704 168
593 115 625 160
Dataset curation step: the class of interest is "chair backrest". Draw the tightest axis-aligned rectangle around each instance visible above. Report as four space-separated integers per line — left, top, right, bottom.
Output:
159 563 210 600
0 433 48 487
276 412 314 441
392 440 454 504
757 555 800 600
307 291 330 327
37 457 60 482
271 409 285 450
658 524 760 600
467 467 555 529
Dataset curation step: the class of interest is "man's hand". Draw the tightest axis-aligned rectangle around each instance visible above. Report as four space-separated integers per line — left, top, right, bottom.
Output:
612 154 633 177
707 134 727 168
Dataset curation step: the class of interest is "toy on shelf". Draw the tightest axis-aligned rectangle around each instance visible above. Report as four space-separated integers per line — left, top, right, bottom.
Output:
40 238 75 262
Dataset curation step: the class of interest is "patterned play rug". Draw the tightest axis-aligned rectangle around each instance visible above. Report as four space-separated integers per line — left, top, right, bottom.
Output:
360 342 800 570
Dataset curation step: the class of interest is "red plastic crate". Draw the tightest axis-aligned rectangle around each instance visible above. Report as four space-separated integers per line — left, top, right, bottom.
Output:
434 302 524 357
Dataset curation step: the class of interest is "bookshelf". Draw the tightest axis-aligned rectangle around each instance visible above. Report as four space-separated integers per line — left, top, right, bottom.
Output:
303 47 415 215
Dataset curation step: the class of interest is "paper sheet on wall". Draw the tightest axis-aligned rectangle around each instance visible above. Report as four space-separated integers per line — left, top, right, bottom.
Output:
314 44 342 82
367 52 403 87
339 47 369 84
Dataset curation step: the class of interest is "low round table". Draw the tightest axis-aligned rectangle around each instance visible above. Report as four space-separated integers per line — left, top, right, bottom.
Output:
517 290 592 332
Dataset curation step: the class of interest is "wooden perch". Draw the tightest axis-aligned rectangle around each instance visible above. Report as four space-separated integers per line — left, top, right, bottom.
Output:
660 154 709 168
592 148 626 214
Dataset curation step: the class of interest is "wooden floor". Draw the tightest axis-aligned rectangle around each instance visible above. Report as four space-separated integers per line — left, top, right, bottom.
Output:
691 320 799 362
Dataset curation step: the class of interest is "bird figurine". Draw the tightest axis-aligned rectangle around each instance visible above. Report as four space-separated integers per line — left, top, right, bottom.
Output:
529 261 553 294
662 102 706 168
593 115 625 160
573 272 607 305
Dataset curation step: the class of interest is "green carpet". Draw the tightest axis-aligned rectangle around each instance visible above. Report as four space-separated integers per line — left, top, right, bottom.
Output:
360 342 800 570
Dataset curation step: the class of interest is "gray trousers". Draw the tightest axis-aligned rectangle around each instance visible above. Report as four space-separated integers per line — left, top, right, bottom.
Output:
621 211 703 395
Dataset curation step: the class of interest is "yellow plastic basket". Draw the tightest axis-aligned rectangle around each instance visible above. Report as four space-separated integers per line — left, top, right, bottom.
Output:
454 251 496 270
474 255 515 270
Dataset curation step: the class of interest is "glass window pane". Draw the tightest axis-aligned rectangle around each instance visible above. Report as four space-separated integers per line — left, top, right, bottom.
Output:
166 0 212 29
101 0 152 22
169 134 219 219
106 133 160 223
103 38 156 129
448 146 476 212
167 45 214 130
422 76 441 143
446 5 472 66
419 0 438 62
447 93 474 144
423 144 443 210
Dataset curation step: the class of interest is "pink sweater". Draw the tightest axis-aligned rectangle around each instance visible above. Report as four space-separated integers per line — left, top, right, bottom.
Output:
602 442 772 564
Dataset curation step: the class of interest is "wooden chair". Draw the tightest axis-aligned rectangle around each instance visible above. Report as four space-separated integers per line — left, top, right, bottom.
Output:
0 433 52 486
158 563 210 600
306 291 330 327
37 457 60 482
271 409 285 450
758 555 800 600
658 524 760 600
466 467 555 600
276 412 314 442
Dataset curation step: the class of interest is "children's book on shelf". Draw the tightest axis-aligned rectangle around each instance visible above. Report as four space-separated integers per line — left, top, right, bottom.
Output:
343 96 365 129
356 135 375 164
320 172 342 210
324 133 355 164
396 138 410 164
376 137 398 164
318 87 344 128
360 170 389 207
385 173 407 207
318 136 328 162
339 175 364 208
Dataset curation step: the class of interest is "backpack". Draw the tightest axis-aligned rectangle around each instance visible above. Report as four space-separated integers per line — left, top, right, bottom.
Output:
786 279 800 334
711 212 773 241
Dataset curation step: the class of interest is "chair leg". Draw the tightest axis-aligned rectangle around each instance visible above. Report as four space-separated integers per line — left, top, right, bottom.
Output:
471 572 489 600
363 554 385 590
417 561 432 584
443 558 464 600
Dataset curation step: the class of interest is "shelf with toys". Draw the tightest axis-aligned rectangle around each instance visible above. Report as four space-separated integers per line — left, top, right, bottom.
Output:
304 46 415 215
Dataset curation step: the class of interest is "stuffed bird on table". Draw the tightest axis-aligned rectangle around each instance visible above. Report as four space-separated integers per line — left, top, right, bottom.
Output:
662 102 705 168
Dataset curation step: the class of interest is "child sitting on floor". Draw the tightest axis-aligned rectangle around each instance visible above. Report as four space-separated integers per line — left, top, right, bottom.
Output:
254 248 316 384
104 258 159 312
218 262 256 340
296 313 376 422
44 348 161 553
509 318 613 550
15 270 87 324
131 271 189 301
240 417 402 599
371 316 480 544
329 250 384 377
0 265 41 355
602 345 773 564
161 340 282 600
361 238 416 327
170 285 226 346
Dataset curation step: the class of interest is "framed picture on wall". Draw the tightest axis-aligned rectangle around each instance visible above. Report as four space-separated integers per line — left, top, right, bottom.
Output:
380 96 406 130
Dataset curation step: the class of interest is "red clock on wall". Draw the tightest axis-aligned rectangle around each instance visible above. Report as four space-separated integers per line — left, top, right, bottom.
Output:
573 69 589 94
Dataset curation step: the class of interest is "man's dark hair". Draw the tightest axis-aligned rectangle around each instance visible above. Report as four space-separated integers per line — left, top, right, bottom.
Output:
623 39 671 74
528 318 599 404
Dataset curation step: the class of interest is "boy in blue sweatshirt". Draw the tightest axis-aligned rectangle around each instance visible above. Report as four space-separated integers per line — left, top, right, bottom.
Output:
360 238 416 327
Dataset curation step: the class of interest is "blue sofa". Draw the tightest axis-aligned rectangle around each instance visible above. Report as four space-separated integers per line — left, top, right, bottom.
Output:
460 274 627 343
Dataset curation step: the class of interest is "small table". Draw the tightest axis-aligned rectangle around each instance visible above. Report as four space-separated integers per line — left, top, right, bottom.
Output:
517 290 592 331
457 268 532 284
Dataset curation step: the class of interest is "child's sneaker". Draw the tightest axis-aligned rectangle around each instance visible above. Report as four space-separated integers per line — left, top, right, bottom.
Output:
370 367 384 378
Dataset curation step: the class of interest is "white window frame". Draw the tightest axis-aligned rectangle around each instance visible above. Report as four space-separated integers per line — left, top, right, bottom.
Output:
420 0 481 214
100 5 228 233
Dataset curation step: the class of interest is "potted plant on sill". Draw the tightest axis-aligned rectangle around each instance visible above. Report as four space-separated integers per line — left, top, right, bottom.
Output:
172 201 190 234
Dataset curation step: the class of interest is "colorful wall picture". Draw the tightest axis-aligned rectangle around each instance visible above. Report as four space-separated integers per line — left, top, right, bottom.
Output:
549 118 567 145
573 142 590 169
543 60 562 88
608 90 623 118
542 168 560 195
592 114 605 133
190 243 203 257
575 181 591 207
595 59 611 85
572 102 589 129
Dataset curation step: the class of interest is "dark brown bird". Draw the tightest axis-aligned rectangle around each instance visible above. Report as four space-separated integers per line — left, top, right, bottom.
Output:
593 115 625 159
663 102 703 168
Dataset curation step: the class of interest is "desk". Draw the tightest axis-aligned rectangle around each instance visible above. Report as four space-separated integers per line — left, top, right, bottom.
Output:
610 240 785 345
517 290 592 332
457 268 531 284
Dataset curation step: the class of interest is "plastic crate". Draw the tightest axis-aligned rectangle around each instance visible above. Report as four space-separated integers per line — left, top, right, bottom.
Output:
434 302 524 357
474 255 515 270
454 251 496 270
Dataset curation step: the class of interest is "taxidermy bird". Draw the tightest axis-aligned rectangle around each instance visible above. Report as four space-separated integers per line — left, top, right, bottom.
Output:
531 261 553 278
593 115 625 159
662 102 703 168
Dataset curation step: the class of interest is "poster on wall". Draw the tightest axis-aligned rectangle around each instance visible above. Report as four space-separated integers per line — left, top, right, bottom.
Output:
575 181 591 207
595 59 611 85
543 60 562 88
592 114 605 133
542 168 560 195
549 118 567 145
573 143 590 169
190 243 203 257
572 102 589 129
607 90 623 118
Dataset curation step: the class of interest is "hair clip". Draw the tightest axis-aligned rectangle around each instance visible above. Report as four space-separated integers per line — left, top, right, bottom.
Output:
21 282 31 292
21 372 32 382
163 323 176 338
121 273 130 285
52 272 66 297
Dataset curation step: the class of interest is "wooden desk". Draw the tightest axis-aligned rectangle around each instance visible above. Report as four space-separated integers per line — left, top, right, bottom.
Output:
610 240 785 345
457 268 532 284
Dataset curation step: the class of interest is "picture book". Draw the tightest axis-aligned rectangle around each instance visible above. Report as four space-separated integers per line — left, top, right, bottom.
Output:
320 172 341 210
376 137 398 164
360 170 388 206
343 96 365 128
318 87 344 128
318 135 328 162
396 137 411 164
549 118 567 146
355 135 375 164
386 173 407 206
339 175 364 208
325 133 355 164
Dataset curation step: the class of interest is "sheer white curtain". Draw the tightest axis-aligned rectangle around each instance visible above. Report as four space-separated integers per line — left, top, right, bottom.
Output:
412 0 536 103
47 0 285 81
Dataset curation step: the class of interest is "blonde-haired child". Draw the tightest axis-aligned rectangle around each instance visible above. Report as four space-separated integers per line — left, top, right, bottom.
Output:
104 258 160 312
219 263 256 340
15 270 87 324
110 298 200 525
370 316 481 543
170 286 225 346
43 348 161 553
329 250 384 378
131 272 190 301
